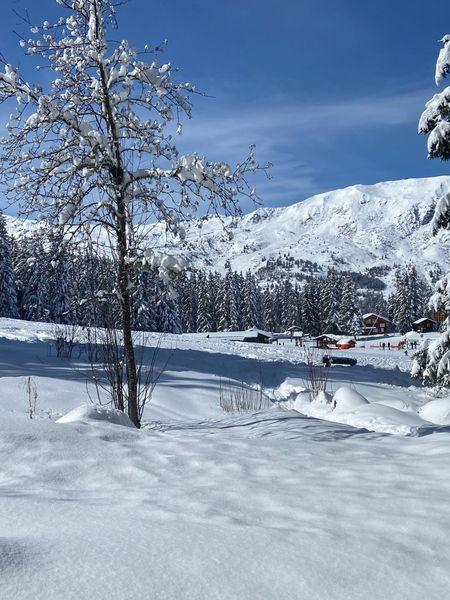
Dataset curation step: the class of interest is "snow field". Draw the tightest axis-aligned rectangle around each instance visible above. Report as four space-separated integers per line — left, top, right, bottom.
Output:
1 319 450 598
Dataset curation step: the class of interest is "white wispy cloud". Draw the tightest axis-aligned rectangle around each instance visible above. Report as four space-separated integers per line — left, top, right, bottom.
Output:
177 88 430 207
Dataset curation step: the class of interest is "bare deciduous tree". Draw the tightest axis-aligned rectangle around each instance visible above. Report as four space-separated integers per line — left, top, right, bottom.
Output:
0 0 268 426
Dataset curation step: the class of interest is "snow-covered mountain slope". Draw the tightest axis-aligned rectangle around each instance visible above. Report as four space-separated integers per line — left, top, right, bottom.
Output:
156 176 450 285
6 176 450 287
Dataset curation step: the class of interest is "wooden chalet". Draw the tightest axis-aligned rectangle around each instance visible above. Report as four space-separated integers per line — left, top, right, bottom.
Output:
205 329 274 344
286 325 303 337
336 338 356 350
432 309 446 325
412 318 437 333
241 329 274 344
314 334 339 349
362 313 389 335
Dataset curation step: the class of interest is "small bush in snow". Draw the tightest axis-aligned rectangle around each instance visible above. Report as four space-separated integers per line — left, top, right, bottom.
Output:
53 323 80 359
302 347 330 402
219 379 269 413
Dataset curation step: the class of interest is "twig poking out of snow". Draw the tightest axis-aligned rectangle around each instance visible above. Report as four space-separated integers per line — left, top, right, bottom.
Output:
24 376 38 419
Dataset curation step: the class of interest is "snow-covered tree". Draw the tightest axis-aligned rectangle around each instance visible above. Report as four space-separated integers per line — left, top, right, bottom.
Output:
301 280 321 336
155 280 182 334
242 271 262 329
414 34 450 385
229 272 245 331
0 0 265 426
196 272 214 332
133 267 158 332
14 233 49 322
280 279 298 330
337 275 360 334
0 213 19 318
320 269 341 334
46 232 74 324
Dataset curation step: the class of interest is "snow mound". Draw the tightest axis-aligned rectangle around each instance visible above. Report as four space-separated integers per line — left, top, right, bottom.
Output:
418 398 450 425
373 398 415 412
333 387 370 412
337 403 430 435
57 404 135 428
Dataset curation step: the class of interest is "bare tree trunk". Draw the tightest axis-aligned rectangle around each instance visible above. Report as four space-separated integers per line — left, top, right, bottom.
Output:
116 203 140 428
93 18 141 427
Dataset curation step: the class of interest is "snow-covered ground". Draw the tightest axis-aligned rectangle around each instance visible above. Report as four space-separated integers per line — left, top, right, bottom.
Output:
2 318 450 599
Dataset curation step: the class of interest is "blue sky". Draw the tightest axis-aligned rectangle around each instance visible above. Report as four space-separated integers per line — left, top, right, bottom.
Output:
1 0 450 210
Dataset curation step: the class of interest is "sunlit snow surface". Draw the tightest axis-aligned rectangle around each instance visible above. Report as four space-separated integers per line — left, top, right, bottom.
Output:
1 318 450 599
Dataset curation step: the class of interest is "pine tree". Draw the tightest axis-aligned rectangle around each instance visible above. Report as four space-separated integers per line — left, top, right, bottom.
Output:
14 233 49 322
337 275 360 334
280 279 298 330
389 268 410 333
229 272 245 331
242 271 262 329
262 284 277 332
413 35 450 384
197 272 214 332
133 267 158 332
46 232 74 324
390 266 430 333
302 280 321 336
218 269 233 330
155 280 182 334
0 213 18 318
320 270 341 334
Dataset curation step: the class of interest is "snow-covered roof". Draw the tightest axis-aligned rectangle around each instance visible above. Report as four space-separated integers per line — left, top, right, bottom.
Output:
413 317 436 325
243 328 274 338
206 329 274 341
315 334 340 340
337 338 355 345
362 313 389 322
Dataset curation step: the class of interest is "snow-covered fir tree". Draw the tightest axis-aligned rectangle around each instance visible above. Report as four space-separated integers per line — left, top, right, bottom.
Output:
133 267 158 332
46 232 74 324
390 265 429 333
155 280 182 334
337 275 360 334
0 213 18 318
280 279 298 331
242 271 262 329
14 233 49 322
320 269 341 334
301 280 321 336
414 33 450 384
196 272 214 332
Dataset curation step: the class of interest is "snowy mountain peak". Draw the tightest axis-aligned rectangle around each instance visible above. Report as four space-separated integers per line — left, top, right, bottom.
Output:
175 176 450 286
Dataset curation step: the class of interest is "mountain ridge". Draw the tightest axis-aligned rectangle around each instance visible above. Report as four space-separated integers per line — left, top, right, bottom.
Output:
5 175 450 290
167 175 450 288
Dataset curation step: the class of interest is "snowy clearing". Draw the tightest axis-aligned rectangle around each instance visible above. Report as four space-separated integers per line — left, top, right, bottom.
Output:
1 318 450 599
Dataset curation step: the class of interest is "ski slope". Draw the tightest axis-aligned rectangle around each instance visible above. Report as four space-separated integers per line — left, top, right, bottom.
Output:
1 318 450 599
